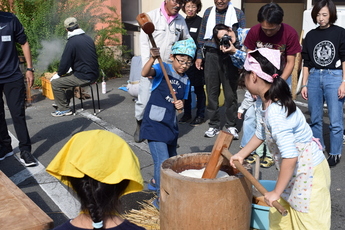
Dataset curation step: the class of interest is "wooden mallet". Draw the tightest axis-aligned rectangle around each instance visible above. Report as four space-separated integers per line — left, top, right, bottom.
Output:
221 147 288 216
202 131 233 179
202 131 288 216
136 13 182 113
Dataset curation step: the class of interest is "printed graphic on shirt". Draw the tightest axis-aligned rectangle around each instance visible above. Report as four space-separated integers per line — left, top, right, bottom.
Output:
256 41 286 66
313 40 335 66
255 41 286 54
165 78 182 103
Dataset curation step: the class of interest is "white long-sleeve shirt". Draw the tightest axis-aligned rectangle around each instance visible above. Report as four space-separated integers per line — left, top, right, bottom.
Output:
139 7 190 67
238 90 255 114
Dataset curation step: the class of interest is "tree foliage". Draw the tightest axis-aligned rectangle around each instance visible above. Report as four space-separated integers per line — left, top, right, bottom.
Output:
0 0 127 79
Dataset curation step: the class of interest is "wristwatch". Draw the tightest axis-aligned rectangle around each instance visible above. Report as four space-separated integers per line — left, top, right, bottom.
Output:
26 67 35 72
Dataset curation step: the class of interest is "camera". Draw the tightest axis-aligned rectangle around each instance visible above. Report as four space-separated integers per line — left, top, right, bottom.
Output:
219 34 232 48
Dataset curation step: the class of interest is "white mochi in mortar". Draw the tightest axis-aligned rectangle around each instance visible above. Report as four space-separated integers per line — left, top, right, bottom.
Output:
179 168 229 178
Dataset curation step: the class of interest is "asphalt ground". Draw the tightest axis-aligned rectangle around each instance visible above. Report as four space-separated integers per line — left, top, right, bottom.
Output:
1 72 344 229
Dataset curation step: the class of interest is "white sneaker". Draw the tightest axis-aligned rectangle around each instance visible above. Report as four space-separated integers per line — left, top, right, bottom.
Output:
204 127 220 138
227 127 239 140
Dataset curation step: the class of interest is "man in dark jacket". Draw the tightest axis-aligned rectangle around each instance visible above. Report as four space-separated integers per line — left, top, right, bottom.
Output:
51 17 99 117
0 11 37 167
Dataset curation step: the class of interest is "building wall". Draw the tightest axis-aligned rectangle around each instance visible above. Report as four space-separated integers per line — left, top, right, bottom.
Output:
96 0 122 44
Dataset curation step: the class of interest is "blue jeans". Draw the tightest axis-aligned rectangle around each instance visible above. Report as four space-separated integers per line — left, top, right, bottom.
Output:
307 68 344 155
286 75 292 88
240 105 256 148
148 141 177 196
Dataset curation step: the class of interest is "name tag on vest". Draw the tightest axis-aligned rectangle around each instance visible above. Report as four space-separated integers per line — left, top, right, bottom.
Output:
1 35 11 42
190 27 197 33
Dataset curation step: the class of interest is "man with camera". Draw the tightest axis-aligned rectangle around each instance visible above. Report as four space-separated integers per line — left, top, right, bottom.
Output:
195 0 245 139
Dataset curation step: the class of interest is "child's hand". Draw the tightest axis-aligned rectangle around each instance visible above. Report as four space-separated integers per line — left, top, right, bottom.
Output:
264 190 281 207
150 48 160 59
173 100 184 110
230 153 245 168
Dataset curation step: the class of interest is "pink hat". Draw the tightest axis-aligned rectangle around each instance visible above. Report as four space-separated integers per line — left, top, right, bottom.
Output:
243 48 281 83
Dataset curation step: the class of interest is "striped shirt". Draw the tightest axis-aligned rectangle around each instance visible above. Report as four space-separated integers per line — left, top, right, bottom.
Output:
255 100 325 166
196 6 246 59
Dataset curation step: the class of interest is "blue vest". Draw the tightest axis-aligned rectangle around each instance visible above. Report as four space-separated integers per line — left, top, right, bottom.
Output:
140 63 190 144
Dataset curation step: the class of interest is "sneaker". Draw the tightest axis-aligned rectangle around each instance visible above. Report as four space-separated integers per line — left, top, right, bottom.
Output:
51 110 72 117
179 115 192 124
327 154 341 167
343 130 345 145
260 156 274 168
0 147 14 161
204 127 220 138
20 150 37 167
190 116 205 126
227 127 239 140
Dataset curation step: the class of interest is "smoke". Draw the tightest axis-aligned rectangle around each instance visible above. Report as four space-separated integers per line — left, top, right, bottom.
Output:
36 38 65 74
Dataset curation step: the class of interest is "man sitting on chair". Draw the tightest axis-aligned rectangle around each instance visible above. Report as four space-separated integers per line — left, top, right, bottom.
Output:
50 17 99 117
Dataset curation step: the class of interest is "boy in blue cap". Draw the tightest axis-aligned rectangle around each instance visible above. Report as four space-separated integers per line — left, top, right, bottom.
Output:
140 38 196 208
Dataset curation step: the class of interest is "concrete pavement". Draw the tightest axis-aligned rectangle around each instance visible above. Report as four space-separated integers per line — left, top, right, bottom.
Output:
1 74 344 229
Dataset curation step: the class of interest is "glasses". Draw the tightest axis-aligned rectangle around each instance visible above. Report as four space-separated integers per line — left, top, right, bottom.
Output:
186 5 197 10
175 57 193 67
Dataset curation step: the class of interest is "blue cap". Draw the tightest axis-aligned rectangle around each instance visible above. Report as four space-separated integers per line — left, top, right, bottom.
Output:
171 38 196 59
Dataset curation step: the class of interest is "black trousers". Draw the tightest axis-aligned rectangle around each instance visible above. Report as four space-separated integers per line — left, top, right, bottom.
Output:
204 49 239 129
0 78 31 152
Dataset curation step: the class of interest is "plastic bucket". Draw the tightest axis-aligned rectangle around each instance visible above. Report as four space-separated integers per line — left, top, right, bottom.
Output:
250 180 277 230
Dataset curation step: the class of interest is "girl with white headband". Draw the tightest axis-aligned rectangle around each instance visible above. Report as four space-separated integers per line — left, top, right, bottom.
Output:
230 48 331 229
